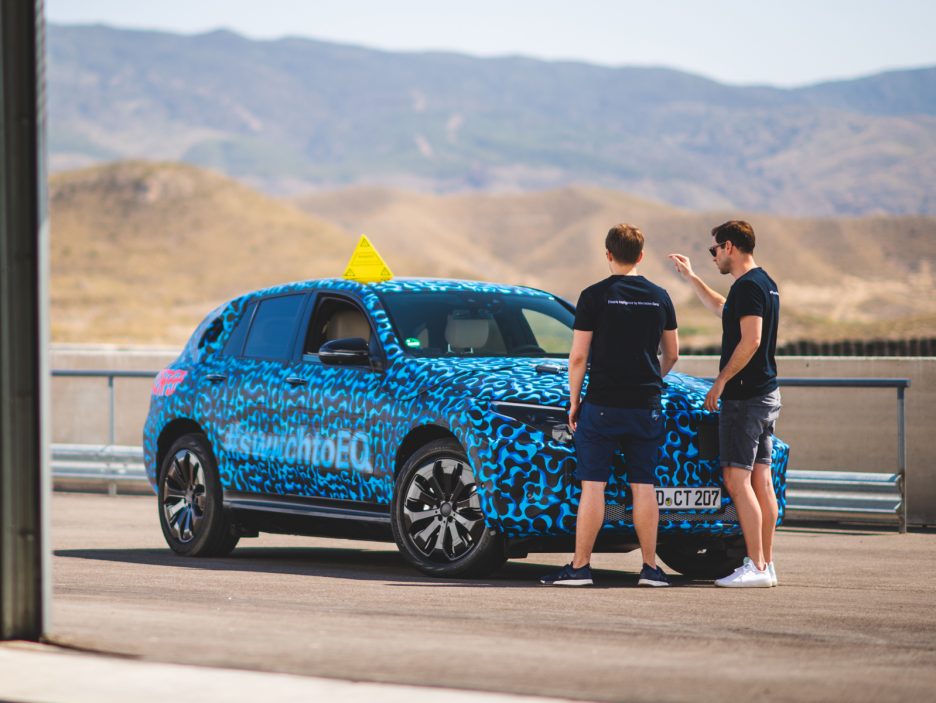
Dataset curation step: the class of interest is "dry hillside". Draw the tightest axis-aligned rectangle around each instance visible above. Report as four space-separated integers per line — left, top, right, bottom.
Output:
50 161 354 343
295 186 936 344
51 161 936 346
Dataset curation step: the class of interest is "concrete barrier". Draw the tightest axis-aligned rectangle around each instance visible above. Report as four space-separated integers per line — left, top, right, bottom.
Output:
50 346 936 526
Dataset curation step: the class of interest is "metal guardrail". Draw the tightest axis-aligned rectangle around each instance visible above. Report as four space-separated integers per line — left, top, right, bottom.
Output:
52 444 150 495
50 370 911 529
785 470 901 521
776 378 909 532
52 369 157 446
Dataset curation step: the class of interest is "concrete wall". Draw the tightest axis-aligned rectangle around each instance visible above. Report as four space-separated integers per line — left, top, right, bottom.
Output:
51 345 177 449
50 346 936 526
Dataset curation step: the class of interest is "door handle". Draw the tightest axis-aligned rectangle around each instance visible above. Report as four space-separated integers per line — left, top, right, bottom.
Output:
285 376 308 387
205 373 226 383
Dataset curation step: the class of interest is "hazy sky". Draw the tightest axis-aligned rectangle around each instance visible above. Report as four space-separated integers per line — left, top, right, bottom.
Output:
46 0 935 87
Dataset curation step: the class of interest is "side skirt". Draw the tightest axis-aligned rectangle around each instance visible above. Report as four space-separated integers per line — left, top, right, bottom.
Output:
223 491 393 542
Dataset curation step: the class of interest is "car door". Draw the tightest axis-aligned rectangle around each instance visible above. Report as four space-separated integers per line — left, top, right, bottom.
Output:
277 292 390 503
212 291 309 494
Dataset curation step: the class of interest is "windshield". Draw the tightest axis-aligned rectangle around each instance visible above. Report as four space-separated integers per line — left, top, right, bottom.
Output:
379 290 574 358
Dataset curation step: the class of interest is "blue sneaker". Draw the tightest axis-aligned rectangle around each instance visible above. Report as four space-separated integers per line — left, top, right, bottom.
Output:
637 563 670 587
540 562 593 586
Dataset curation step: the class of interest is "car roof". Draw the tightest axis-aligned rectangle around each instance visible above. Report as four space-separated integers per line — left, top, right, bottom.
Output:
243 277 557 301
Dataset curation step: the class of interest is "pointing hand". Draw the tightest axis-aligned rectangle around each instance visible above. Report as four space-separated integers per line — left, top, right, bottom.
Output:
668 254 694 281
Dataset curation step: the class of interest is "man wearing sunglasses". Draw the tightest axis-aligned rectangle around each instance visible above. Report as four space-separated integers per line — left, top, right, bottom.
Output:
669 221 781 588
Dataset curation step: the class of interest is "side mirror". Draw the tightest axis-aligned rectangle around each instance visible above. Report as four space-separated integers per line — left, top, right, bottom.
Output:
319 337 371 366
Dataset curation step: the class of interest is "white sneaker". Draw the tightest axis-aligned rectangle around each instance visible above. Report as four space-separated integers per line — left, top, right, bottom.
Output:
768 561 778 587
715 557 773 588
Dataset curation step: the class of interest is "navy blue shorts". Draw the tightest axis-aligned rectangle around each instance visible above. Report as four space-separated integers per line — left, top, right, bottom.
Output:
573 402 664 484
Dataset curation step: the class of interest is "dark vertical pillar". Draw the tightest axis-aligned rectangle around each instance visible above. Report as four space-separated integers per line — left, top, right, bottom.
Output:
0 0 50 640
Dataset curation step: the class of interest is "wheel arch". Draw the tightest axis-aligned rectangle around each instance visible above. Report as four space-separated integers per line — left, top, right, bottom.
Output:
156 418 209 474
393 424 461 479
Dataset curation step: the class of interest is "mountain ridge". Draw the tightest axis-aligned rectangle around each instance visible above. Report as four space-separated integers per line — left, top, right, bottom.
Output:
48 24 936 216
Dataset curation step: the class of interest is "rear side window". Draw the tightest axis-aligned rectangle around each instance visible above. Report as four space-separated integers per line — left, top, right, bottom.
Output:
222 301 257 357
243 294 305 360
198 314 226 352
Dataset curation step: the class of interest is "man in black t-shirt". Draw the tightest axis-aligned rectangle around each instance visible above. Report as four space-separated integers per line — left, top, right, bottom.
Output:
541 224 679 587
670 220 781 589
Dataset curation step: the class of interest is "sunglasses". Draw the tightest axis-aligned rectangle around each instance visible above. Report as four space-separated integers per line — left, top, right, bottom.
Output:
708 241 728 257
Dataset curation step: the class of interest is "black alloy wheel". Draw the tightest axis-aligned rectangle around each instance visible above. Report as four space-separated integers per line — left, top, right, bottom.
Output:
656 535 746 579
391 438 505 577
157 433 239 557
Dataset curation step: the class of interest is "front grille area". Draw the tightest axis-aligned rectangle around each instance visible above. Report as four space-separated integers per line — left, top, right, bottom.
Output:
604 503 739 524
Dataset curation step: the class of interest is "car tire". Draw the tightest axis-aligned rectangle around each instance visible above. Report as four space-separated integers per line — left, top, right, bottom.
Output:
657 535 746 579
391 438 506 578
157 433 239 557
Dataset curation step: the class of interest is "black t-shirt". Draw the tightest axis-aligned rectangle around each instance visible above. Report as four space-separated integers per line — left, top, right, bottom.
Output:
574 275 677 408
720 267 780 400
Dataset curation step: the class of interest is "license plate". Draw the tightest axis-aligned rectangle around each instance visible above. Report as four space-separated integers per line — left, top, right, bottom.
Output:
656 487 721 510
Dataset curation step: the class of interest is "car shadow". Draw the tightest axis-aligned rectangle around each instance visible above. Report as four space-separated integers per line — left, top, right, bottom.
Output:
53 547 711 588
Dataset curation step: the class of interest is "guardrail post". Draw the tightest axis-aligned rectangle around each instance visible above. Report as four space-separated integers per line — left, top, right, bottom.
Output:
108 374 116 446
897 385 907 534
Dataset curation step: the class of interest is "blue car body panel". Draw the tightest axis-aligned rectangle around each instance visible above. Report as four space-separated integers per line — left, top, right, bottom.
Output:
143 277 789 542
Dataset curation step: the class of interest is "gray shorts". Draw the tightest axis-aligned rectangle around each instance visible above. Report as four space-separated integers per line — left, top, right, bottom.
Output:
719 389 782 471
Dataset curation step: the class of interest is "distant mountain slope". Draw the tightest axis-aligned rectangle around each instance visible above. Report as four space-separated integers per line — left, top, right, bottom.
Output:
47 24 936 216
796 67 936 116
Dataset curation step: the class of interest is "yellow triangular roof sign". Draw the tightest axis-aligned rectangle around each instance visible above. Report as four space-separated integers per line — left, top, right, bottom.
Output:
343 234 394 283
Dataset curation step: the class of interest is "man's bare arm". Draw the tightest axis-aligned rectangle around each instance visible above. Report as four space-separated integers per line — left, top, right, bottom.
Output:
660 329 679 377
704 316 762 412
668 254 725 317
567 330 591 431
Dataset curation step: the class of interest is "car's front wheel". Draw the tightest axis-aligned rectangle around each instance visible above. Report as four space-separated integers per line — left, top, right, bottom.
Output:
657 535 746 579
157 433 239 557
391 438 506 578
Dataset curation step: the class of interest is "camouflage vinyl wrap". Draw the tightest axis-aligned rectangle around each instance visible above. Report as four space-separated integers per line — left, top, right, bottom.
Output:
143 278 788 540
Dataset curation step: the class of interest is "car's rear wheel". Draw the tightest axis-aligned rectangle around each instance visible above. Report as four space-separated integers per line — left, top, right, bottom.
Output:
657 535 746 579
158 433 239 557
391 438 506 578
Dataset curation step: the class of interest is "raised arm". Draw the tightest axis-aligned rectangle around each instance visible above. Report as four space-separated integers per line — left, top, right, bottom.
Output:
668 254 726 317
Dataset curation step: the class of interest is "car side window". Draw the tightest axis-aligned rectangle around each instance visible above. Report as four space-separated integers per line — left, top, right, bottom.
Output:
521 308 572 354
222 301 257 357
304 297 373 355
242 294 305 360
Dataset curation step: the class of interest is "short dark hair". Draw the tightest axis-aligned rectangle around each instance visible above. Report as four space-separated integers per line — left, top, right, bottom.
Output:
605 224 644 264
711 220 755 254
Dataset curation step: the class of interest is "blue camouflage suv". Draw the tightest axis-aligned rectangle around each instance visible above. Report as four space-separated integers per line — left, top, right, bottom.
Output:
144 277 789 578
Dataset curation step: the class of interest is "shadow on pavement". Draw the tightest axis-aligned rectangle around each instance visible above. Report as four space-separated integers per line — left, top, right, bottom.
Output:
54 547 709 588
780 522 906 536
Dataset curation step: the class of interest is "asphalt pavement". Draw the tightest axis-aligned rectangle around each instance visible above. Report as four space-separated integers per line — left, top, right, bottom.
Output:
9 493 936 702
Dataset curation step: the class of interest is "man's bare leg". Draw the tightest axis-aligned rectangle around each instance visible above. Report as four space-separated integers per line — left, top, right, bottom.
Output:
631 483 659 568
572 480 606 568
723 466 766 570
751 462 778 564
